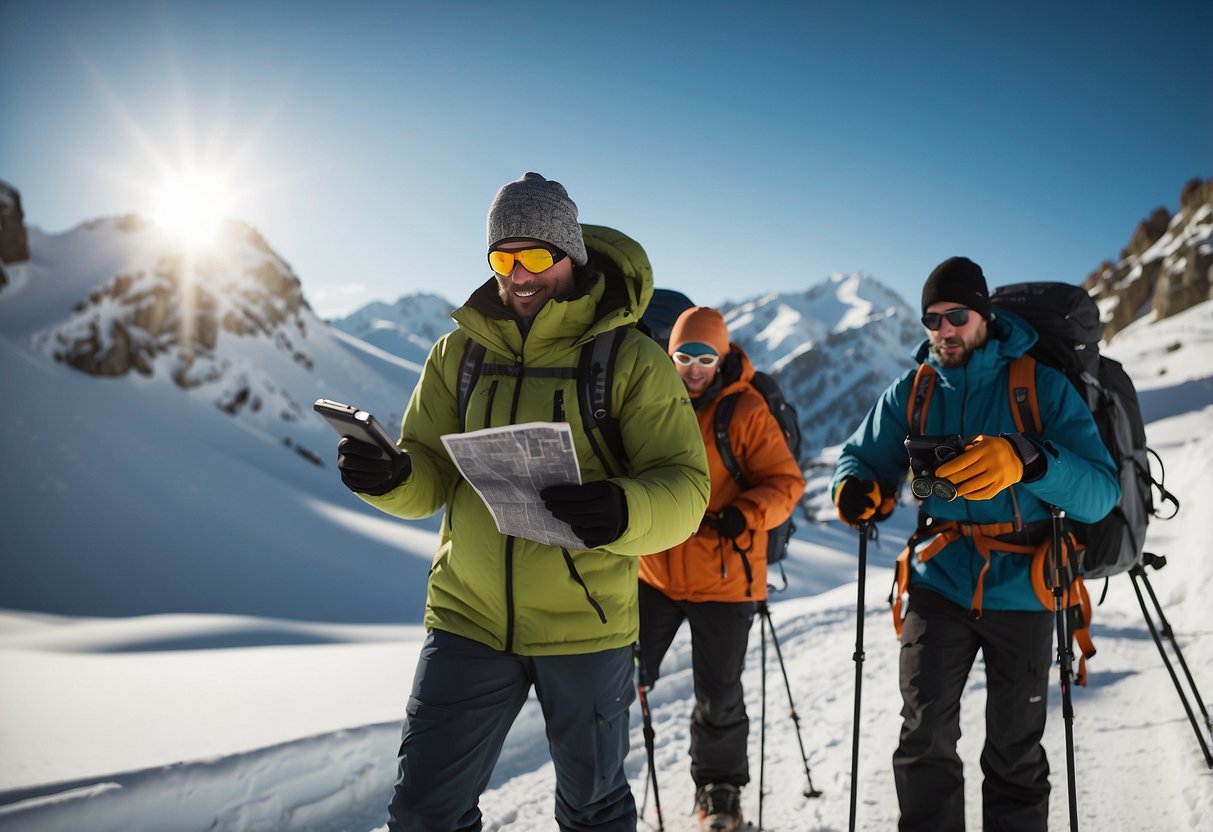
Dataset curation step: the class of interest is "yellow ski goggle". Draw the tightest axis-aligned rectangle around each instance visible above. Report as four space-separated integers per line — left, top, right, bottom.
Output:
488 245 567 277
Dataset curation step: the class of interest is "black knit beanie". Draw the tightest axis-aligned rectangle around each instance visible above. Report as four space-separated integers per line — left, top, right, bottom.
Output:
921 256 992 319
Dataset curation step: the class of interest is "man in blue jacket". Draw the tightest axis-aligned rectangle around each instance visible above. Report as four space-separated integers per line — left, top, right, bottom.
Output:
831 257 1119 831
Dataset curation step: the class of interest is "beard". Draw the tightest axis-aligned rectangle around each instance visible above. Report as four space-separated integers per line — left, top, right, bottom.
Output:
930 330 988 368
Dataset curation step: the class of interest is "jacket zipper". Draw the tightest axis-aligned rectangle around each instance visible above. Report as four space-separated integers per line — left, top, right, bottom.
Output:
504 536 516 651
959 363 982 591
503 349 525 653
961 363 974 525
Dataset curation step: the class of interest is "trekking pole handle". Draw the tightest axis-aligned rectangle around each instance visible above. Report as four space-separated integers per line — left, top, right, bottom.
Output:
855 519 871 661
1049 506 1067 587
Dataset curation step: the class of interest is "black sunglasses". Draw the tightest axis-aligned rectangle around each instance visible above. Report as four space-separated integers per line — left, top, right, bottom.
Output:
921 308 973 331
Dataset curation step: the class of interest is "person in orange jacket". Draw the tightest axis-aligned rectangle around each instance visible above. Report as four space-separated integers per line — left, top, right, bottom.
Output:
637 306 806 831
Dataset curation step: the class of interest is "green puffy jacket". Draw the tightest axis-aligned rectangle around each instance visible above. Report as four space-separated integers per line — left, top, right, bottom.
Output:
362 225 710 655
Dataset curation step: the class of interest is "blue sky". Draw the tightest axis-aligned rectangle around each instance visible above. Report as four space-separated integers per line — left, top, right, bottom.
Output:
2 0 1210 318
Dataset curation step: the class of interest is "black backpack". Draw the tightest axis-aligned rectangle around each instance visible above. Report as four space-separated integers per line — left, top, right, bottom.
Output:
640 287 695 353
713 371 803 571
989 282 1179 580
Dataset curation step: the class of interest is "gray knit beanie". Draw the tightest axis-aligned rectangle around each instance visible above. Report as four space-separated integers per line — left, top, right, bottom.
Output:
486 172 588 266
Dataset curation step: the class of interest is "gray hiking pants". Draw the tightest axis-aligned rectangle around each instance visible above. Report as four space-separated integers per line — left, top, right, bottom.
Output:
386 629 637 832
636 580 756 788
894 587 1054 832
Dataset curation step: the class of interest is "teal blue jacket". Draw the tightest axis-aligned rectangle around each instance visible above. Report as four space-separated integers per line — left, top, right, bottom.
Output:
832 310 1119 611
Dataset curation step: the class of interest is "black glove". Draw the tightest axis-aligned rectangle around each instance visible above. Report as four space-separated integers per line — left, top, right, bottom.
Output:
541 481 629 549
713 505 747 539
834 477 881 525
337 436 412 496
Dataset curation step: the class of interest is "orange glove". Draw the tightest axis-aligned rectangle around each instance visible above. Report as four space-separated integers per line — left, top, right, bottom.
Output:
934 434 1023 500
834 477 883 525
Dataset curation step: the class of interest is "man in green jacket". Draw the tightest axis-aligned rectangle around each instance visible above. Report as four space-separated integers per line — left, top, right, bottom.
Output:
335 172 711 831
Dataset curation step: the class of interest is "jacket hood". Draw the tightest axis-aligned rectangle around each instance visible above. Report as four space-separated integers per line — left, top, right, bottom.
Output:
580 223 655 322
718 344 757 394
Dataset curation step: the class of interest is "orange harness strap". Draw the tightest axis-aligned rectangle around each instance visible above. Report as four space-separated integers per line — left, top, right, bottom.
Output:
891 522 1096 686
892 520 1036 638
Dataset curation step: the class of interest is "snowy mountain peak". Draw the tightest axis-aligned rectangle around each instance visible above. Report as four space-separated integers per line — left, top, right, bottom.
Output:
719 272 922 457
328 292 456 367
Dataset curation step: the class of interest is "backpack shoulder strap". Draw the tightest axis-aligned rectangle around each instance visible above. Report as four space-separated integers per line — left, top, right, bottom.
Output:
577 327 630 474
907 364 937 435
1007 354 1041 434
459 329 631 474
457 338 487 432
714 392 748 489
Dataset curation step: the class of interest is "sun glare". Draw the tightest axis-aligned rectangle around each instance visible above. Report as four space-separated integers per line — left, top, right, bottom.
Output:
151 171 232 251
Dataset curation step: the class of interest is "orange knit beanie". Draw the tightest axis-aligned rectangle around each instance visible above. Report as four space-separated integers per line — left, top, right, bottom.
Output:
668 306 729 357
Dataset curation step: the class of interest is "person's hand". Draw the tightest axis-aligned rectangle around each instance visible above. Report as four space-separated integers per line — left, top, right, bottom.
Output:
934 434 1023 500
834 477 882 526
337 436 412 496
541 481 629 549
713 505 747 539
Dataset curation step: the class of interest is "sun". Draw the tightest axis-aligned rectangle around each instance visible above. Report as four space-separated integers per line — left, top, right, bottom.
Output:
150 170 233 252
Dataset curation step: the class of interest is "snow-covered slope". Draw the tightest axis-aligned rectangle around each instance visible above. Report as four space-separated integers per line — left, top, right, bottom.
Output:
0 218 430 623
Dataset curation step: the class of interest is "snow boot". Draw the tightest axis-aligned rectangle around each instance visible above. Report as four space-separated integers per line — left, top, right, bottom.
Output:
696 783 742 832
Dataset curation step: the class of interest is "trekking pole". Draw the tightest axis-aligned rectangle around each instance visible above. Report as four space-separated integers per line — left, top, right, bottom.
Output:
759 601 823 804
759 602 769 830
1130 556 1213 768
1049 506 1080 832
1140 554 1213 747
848 521 871 832
634 646 664 831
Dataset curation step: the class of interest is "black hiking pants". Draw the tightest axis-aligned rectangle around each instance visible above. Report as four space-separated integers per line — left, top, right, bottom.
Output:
894 588 1054 832
386 629 636 832
637 580 755 789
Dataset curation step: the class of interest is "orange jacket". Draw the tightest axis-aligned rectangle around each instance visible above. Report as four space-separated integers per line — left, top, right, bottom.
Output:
638 346 806 602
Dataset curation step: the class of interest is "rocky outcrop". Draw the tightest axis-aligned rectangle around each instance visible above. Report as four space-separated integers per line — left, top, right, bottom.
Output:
33 217 319 427
53 231 313 385
0 180 30 265
0 180 31 291
1154 179 1213 321
1084 177 1212 340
